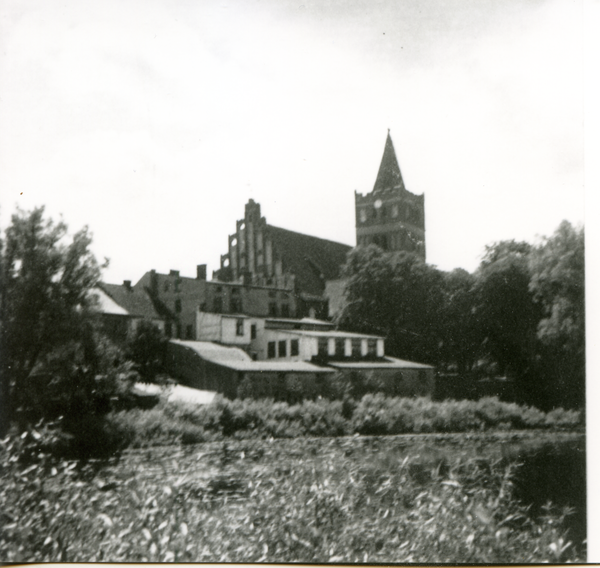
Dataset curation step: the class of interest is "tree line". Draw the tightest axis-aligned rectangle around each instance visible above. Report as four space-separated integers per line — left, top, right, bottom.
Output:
337 220 585 410
0 207 585 447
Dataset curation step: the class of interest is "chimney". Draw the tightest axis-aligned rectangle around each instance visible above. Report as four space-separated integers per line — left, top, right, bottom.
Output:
123 280 132 290
169 269 179 277
196 264 207 280
149 270 157 295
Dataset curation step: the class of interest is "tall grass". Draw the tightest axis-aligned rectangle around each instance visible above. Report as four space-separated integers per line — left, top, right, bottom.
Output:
0 431 584 562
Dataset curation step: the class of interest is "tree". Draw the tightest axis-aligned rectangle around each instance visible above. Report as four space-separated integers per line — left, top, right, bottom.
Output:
0 207 114 434
472 240 540 384
528 221 585 408
125 319 168 382
338 245 444 364
438 268 479 374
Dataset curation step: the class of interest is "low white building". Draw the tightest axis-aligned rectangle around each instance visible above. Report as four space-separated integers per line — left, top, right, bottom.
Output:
196 311 385 362
187 310 435 398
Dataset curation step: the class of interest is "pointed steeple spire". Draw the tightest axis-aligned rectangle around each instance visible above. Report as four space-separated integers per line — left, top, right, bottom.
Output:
372 129 405 192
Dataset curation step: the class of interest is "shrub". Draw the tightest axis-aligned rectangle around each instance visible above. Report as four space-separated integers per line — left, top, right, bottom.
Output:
125 321 169 382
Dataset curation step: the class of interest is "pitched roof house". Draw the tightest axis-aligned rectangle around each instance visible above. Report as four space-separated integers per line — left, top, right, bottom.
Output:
91 281 165 341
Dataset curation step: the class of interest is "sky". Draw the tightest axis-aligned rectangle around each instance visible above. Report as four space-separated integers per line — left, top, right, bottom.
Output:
0 0 588 285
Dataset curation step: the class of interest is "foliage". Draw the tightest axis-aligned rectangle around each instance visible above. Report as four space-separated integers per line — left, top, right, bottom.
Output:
339 245 444 364
438 269 479 373
0 207 135 445
338 221 585 409
105 395 582 448
0 431 585 562
472 240 540 379
528 221 585 408
125 320 169 382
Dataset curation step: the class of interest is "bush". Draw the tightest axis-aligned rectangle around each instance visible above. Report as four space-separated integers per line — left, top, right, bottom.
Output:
125 321 168 382
103 394 582 447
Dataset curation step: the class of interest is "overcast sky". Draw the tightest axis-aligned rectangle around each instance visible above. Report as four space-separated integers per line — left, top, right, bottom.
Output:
0 0 587 284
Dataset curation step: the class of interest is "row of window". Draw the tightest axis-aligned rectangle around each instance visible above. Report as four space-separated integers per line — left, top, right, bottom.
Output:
267 339 300 359
357 231 421 252
165 322 194 340
358 203 421 225
317 337 379 358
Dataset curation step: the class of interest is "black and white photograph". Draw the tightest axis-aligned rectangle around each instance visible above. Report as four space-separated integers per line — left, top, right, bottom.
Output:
0 0 592 563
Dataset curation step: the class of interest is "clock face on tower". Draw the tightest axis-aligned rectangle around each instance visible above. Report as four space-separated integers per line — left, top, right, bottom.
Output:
374 199 382 209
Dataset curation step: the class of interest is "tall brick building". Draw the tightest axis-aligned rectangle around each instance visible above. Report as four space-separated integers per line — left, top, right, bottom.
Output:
355 131 426 259
214 199 352 319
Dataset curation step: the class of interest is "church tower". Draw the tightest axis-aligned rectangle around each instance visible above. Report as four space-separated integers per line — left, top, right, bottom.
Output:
355 131 425 259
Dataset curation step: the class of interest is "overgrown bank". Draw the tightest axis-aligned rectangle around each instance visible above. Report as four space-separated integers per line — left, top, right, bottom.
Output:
0 431 585 562
107 394 582 448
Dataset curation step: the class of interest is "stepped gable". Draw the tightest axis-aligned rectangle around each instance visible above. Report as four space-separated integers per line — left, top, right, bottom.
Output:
372 129 405 192
99 282 162 320
266 224 352 297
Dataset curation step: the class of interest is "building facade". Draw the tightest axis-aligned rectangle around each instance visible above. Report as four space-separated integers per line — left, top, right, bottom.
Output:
134 266 297 340
215 199 352 319
355 131 426 259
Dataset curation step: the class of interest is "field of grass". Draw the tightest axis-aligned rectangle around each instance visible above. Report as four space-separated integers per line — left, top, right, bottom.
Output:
1 429 585 562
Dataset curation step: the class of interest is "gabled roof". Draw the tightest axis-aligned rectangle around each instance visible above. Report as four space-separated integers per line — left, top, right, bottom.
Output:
373 130 405 193
100 283 163 320
90 288 129 316
266 225 352 296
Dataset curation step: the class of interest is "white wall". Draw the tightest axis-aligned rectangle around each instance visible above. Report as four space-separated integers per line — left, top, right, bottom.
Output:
196 311 251 345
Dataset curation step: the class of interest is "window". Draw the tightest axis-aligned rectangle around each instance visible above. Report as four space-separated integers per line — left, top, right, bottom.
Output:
278 340 287 358
174 279 181 293
269 302 278 317
231 298 242 312
165 322 172 337
186 325 194 339
280 304 290 317
359 208 367 223
213 297 223 312
318 338 328 357
267 342 276 359
175 299 182 313
251 324 257 340
352 339 361 357
291 339 299 356
367 339 377 356
335 338 345 357
236 318 244 336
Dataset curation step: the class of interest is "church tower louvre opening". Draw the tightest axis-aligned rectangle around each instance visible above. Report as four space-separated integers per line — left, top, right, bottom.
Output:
355 130 426 259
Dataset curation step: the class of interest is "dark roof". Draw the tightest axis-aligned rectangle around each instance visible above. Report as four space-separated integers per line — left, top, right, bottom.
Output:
266 225 352 296
100 283 163 320
373 131 405 193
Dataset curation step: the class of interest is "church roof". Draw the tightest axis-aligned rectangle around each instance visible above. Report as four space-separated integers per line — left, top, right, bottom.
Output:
266 225 352 296
373 130 405 193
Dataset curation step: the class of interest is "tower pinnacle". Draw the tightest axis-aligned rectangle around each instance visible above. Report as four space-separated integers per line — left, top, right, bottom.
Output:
373 130 405 193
